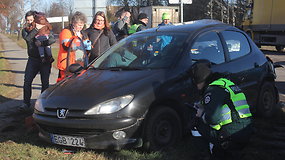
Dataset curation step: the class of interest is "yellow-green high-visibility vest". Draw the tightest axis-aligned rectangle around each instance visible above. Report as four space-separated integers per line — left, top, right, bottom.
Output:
208 78 252 130
128 24 142 34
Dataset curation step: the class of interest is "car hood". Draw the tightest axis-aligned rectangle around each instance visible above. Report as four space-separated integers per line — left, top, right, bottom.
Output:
42 69 165 109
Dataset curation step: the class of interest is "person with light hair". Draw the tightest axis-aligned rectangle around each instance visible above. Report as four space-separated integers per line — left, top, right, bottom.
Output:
57 11 91 82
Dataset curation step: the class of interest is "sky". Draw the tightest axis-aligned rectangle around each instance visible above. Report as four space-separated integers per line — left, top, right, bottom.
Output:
25 0 58 12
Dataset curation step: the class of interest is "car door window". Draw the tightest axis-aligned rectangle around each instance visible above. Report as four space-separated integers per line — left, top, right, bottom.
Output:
190 31 225 64
221 31 250 60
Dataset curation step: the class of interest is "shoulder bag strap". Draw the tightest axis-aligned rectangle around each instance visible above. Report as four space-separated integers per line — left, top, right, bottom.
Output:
92 30 104 47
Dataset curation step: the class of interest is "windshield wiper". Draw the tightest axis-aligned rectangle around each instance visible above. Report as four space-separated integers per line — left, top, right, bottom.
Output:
100 66 145 71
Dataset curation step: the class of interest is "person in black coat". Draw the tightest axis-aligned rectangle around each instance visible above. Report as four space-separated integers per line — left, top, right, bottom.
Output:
85 11 117 62
112 10 131 41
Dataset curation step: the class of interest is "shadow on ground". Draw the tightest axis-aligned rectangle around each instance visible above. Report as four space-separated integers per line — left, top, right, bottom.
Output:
0 100 285 159
0 83 41 90
0 57 28 60
0 50 21 53
276 81 285 94
0 69 25 74
0 95 13 103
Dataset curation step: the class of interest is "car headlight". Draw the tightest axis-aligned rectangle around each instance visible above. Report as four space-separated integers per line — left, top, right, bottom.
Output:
84 95 134 115
35 98 45 112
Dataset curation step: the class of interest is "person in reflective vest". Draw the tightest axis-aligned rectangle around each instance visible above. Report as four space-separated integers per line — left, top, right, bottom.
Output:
128 13 149 34
190 60 253 160
57 11 90 82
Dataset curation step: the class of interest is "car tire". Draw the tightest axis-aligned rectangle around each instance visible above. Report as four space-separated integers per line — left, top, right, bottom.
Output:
143 106 182 151
275 46 285 52
257 82 278 117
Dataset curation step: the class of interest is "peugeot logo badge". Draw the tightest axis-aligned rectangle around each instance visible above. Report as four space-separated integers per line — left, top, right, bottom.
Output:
57 108 68 119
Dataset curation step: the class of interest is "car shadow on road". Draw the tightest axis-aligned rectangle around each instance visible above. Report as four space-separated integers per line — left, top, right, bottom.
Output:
0 95 13 103
275 81 285 94
274 61 285 66
262 49 284 56
243 104 285 160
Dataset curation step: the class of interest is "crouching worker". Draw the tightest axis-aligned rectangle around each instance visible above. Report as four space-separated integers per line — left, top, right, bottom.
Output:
190 60 253 160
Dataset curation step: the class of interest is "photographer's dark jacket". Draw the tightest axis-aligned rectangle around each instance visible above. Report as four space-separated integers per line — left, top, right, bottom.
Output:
85 27 117 61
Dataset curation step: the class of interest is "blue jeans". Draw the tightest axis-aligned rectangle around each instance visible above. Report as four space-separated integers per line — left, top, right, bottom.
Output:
23 57 51 106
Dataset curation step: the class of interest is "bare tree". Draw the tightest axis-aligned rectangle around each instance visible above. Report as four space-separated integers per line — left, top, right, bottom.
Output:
46 2 68 34
0 0 22 32
30 0 41 11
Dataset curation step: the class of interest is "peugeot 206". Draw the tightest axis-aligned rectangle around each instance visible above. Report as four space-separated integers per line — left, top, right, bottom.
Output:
33 20 279 151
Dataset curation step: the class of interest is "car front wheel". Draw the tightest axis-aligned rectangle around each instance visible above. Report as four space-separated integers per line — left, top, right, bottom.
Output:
143 106 182 151
257 82 278 117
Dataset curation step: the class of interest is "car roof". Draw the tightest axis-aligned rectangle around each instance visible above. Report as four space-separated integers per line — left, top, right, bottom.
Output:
137 19 235 34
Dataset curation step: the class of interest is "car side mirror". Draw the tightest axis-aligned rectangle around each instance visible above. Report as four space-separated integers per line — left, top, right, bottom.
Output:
68 63 83 73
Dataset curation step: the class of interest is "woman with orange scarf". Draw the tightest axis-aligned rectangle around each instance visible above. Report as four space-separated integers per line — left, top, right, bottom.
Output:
57 11 90 82
85 11 117 62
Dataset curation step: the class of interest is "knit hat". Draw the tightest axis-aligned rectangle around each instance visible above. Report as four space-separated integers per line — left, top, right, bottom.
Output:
190 60 212 84
162 13 171 20
138 13 148 20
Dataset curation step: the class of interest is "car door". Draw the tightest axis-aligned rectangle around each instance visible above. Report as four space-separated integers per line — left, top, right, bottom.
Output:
189 29 258 106
219 30 260 106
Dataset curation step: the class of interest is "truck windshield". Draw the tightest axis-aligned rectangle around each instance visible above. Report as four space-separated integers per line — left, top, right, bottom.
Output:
93 33 188 70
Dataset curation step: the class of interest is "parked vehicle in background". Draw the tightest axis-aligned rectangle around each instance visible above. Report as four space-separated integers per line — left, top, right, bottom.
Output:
33 20 279 151
241 0 285 52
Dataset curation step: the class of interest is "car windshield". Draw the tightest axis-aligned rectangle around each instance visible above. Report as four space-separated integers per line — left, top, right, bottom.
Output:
93 33 188 70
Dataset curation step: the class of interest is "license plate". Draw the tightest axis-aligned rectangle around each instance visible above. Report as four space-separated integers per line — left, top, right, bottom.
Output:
51 134 86 148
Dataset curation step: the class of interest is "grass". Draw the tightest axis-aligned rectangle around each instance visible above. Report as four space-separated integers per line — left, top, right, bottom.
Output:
1 33 210 160
51 47 59 69
0 129 210 160
0 35 21 103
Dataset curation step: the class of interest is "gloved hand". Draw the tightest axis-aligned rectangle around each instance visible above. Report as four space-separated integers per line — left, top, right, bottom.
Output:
83 40 91 51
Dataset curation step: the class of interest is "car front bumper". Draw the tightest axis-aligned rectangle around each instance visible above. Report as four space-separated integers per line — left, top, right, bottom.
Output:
33 114 144 150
